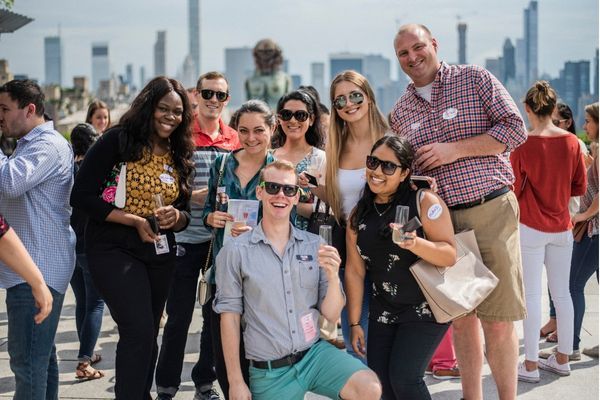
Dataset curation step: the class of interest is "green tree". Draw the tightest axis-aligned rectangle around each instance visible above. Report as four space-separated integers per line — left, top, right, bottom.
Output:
1 0 14 9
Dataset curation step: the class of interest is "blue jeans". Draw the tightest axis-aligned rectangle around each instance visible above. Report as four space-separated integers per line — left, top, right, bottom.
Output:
339 268 370 364
6 283 65 400
70 253 104 361
570 234 599 350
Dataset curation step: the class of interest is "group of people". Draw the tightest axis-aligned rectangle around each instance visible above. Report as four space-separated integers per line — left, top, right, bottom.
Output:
0 23 598 400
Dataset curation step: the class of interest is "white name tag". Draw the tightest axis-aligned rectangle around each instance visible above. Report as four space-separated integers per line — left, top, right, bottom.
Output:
411 122 421 130
442 107 458 120
154 234 170 255
159 173 175 184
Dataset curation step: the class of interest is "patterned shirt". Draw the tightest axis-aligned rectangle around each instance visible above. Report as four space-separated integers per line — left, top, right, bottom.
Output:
390 62 527 206
580 157 599 237
0 213 8 238
0 121 76 293
176 119 239 244
202 150 276 282
213 222 334 361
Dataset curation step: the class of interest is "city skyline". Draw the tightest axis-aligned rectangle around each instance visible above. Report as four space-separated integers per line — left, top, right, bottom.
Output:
1 0 598 90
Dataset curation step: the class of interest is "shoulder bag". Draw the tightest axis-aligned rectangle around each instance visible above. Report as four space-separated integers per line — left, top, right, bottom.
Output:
198 153 228 306
408 190 499 323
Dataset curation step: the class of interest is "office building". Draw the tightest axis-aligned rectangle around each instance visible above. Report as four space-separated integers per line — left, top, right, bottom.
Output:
225 47 254 108
364 54 391 90
310 62 326 100
524 1 538 86
188 0 200 78
44 36 62 86
457 23 467 64
329 53 364 81
125 64 133 88
594 48 599 100
562 60 590 119
92 42 109 93
502 38 516 84
154 31 167 77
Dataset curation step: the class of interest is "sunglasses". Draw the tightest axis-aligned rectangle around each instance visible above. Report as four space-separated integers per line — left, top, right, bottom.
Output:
366 155 404 176
332 91 365 110
199 89 229 102
260 181 300 197
278 109 310 122
552 118 568 126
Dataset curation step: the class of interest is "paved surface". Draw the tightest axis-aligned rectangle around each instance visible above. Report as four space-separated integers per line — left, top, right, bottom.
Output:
0 273 597 399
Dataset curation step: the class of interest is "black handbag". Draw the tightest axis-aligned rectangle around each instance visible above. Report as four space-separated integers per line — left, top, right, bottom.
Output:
307 199 346 268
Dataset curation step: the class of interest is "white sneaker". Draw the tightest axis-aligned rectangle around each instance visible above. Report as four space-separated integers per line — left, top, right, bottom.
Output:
538 353 570 376
518 362 540 383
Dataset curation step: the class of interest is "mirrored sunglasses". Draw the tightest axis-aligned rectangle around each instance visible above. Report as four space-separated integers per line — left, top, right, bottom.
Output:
333 91 365 110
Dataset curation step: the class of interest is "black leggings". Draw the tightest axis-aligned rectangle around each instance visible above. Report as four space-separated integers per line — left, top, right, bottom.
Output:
87 228 176 400
210 287 249 400
367 319 449 400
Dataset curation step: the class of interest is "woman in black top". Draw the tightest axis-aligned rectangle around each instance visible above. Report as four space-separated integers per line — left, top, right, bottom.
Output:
345 135 456 400
71 77 194 399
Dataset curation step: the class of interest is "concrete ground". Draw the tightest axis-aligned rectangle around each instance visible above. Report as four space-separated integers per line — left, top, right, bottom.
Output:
0 273 597 399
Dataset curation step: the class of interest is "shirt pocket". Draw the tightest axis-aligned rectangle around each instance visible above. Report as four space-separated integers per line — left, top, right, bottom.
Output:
297 261 319 289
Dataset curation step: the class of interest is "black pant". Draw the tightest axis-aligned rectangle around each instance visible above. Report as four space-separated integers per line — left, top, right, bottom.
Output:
210 290 249 400
368 318 449 400
87 226 176 400
155 241 216 395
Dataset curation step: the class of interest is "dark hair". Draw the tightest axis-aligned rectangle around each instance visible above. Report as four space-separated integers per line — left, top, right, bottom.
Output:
0 79 45 116
117 76 195 200
298 85 321 103
85 99 111 129
350 135 414 233
196 71 229 91
272 90 324 149
524 80 556 116
236 99 277 129
229 108 241 130
318 102 330 115
555 103 576 134
70 123 98 156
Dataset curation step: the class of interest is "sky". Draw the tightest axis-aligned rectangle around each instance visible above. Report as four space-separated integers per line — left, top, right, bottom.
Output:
1 0 598 87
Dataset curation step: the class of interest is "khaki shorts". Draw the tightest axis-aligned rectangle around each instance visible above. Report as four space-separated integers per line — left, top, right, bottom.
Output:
450 191 526 321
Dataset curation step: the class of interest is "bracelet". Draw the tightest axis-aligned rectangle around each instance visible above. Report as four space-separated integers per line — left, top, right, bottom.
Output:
349 322 361 327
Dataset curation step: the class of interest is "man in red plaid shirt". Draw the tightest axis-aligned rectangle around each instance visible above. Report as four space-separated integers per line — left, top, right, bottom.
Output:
390 24 528 400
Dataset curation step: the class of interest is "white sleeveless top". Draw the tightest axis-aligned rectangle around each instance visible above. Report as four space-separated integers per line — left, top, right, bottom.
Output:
338 168 366 219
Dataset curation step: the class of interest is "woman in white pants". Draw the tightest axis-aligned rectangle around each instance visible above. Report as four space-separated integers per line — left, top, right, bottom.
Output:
511 81 587 382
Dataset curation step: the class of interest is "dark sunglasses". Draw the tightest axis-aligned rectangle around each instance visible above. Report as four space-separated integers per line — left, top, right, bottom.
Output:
366 155 404 176
260 181 300 197
199 89 229 102
552 118 568 126
332 91 365 110
278 109 310 122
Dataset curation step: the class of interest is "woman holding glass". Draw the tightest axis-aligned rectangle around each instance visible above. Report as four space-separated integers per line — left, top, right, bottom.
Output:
345 135 456 400
272 89 326 230
71 77 194 399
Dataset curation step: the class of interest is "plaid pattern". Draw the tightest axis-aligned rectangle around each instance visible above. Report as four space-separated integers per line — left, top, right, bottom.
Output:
390 62 527 206
0 122 75 293
580 159 599 236
0 213 8 238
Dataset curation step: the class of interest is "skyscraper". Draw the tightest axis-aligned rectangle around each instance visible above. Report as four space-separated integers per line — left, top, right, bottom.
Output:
329 53 364 81
188 0 200 78
502 38 516 84
125 64 133 88
457 23 467 65
154 31 167 77
562 60 590 118
364 54 391 90
594 48 599 100
91 42 109 93
140 66 146 90
310 62 325 100
44 36 62 86
524 1 538 86
224 47 254 108
515 38 526 88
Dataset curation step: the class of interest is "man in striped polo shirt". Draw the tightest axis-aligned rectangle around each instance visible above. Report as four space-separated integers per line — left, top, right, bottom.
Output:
156 72 240 400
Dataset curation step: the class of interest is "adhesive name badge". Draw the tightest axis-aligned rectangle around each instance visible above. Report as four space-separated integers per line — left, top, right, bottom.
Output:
427 204 443 220
163 164 174 173
300 313 317 342
296 254 314 261
411 122 421 130
155 234 170 255
442 107 458 120
159 173 175 184
217 186 227 194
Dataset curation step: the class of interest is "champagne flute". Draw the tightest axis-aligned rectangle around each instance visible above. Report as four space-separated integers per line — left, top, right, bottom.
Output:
319 224 333 245
152 193 164 234
392 205 409 244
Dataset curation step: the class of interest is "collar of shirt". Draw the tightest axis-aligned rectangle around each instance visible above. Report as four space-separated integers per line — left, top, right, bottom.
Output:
249 220 307 246
406 61 449 104
193 118 240 149
17 121 55 144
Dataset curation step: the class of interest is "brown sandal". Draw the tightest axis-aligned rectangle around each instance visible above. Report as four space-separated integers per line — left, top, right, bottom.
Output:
546 331 558 343
89 353 102 365
76 362 105 380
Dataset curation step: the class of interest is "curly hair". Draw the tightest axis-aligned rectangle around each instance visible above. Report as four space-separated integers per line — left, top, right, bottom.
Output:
117 76 195 201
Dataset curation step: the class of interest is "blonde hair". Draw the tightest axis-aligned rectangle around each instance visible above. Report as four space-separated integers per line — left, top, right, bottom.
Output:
524 81 556 116
325 70 388 222
259 159 298 184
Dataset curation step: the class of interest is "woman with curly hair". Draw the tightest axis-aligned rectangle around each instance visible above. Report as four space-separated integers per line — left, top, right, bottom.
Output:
71 76 194 399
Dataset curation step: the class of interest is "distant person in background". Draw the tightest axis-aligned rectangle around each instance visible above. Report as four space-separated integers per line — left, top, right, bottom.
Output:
299 85 330 147
71 76 194 399
0 79 76 400
511 81 586 383
0 214 53 324
86 99 111 134
69 123 106 381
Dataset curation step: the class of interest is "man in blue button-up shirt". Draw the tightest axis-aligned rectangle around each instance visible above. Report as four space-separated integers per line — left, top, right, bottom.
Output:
214 160 381 400
0 80 75 400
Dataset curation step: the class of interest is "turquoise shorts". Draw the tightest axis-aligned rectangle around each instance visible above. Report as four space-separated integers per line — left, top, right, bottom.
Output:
249 340 368 400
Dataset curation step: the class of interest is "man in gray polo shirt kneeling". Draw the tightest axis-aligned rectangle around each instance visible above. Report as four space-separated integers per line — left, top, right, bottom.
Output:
213 160 381 400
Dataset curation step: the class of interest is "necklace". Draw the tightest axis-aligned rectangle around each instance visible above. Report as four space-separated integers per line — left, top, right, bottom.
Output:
373 201 392 217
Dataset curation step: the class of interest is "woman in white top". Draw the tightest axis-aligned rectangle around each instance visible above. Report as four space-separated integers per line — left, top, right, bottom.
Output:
272 90 326 230
308 70 387 361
